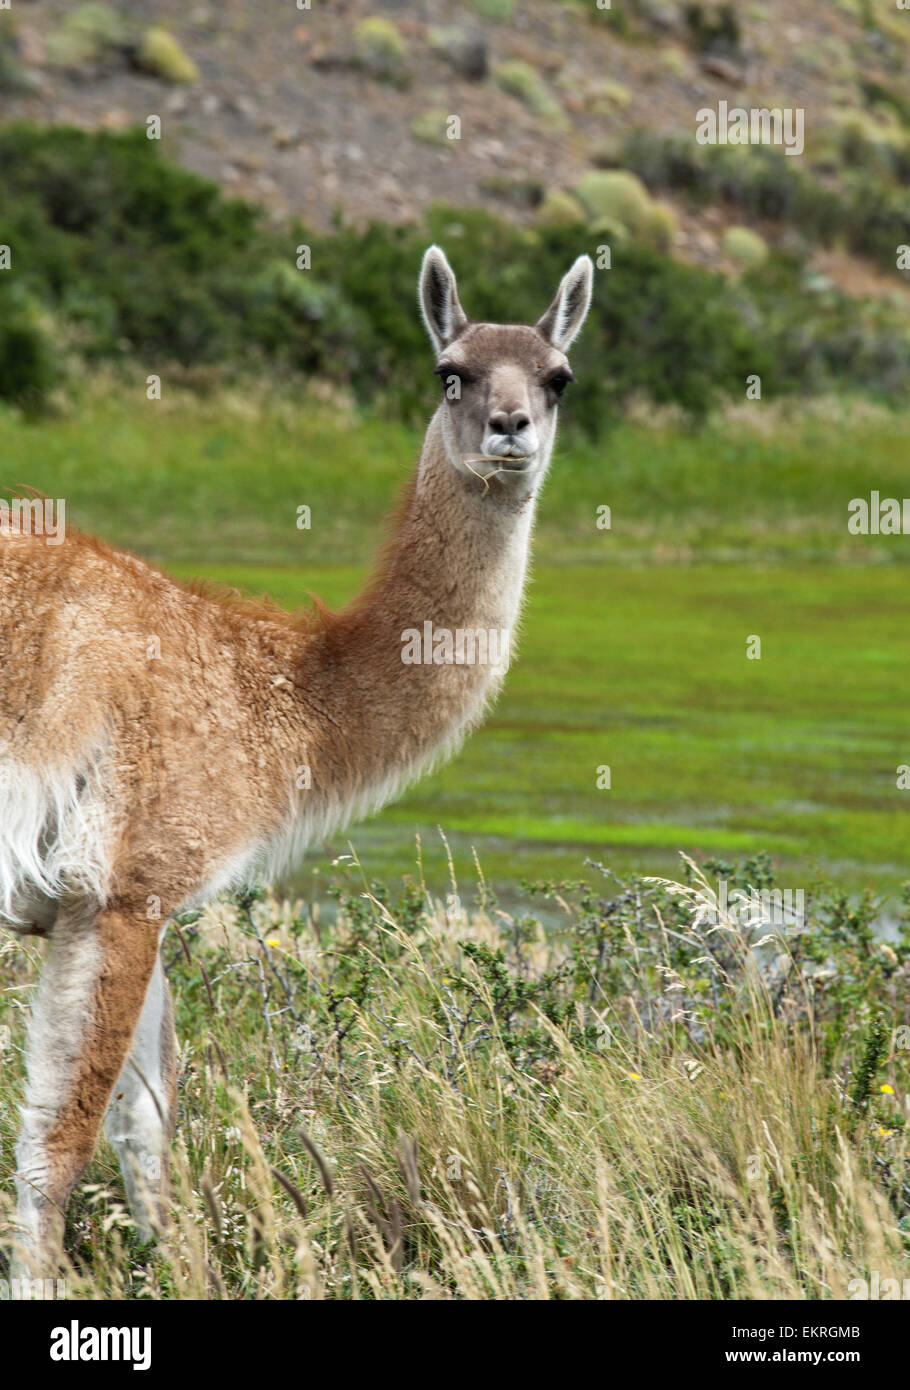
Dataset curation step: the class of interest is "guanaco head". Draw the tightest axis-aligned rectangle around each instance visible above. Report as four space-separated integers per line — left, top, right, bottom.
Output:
418 245 593 489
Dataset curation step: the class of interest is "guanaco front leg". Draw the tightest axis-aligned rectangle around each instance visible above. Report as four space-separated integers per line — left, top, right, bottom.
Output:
12 898 161 1277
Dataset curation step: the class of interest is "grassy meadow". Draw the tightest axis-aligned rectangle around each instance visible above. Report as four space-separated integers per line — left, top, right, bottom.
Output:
5 381 910 570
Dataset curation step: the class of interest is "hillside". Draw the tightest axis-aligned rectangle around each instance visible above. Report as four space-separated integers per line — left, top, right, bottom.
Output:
2 0 910 300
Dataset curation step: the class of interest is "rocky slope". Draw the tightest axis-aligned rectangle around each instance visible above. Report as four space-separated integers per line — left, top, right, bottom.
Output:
2 0 909 294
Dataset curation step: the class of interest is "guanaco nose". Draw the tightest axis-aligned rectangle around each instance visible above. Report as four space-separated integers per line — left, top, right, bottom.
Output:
488 408 531 435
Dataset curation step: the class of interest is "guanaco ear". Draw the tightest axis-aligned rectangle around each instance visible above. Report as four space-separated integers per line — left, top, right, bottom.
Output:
419 245 468 355
536 255 594 352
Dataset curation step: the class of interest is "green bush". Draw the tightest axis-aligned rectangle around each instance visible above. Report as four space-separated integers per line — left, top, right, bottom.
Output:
683 2 741 55
136 27 199 84
621 129 910 275
494 61 569 130
47 3 132 69
536 190 588 226
0 24 32 93
0 284 58 412
722 225 769 271
410 110 452 147
0 123 908 432
575 169 677 250
353 17 409 87
470 0 515 18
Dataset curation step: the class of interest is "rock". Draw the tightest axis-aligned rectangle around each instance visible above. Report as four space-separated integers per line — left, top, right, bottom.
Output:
427 25 488 81
701 55 745 84
228 94 257 120
479 174 544 208
17 25 47 67
309 46 347 71
640 1 681 30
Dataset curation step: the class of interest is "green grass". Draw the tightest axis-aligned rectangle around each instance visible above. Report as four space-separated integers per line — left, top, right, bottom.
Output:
3 385 910 904
4 385 910 567
168 561 910 906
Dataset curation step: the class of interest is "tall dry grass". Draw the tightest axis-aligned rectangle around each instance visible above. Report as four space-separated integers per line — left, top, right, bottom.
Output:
1 855 907 1299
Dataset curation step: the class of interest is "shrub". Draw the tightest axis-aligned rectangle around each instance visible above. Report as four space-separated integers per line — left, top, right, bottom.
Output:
470 0 515 18
0 285 58 413
722 225 769 271
647 201 678 252
575 169 677 250
410 110 452 147
136 27 199 84
621 129 910 275
683 1 741 55
581 78 632 114
353 17 409 87
0 124 907 432
0 22 36 93
658 44 692 79
67 3 130 48
494 61 569 130
830 111 910 184
47 3 132 69
576 169 651 226
536 190 588 226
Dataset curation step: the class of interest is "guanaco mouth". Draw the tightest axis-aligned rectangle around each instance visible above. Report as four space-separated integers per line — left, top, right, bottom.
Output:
463 452 537 472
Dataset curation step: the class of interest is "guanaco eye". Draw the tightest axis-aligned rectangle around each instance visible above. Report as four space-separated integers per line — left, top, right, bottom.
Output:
434 364 473 388
546 370 574 398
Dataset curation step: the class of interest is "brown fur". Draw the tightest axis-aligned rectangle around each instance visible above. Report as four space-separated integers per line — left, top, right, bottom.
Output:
43 904 161 1226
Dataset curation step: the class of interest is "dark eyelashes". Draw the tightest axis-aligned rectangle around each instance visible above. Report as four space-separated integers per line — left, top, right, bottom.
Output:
546 371 574 396
432 366 575 393
433 365 475 387
433 364 477 391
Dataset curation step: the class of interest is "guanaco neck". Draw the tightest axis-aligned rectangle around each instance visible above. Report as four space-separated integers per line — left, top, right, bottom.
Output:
291 407 544 816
